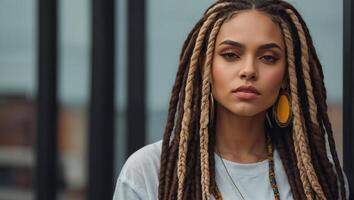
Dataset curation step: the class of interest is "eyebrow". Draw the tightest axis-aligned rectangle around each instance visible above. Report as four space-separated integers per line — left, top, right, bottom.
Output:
218 40 282 51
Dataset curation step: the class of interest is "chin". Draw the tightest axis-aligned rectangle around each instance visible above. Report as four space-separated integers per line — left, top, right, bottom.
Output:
219 106 259 118
232 109 262 117
227 104 269 117
216 99 273 118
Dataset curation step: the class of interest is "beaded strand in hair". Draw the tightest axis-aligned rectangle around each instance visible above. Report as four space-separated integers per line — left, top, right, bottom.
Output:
272 125 302 200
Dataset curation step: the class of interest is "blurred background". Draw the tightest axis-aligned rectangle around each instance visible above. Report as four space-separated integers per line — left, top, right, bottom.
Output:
0 0 351 199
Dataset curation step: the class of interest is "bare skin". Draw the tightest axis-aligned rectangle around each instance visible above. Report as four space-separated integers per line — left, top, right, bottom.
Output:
212 10 286 163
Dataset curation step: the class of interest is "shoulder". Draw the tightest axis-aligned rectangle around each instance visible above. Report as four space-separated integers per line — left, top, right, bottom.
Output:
123 140 162 172
119 140 162 183
114 140 162 199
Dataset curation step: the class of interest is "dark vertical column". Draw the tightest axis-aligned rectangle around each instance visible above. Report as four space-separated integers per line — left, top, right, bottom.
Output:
36 0 58 199
127 0 146 156
343 0 354 198
88 0 115 199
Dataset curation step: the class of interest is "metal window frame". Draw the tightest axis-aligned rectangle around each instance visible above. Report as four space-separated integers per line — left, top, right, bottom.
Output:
35 0 58 199
127 0 146 157
88 0 115 199
343 0 354 198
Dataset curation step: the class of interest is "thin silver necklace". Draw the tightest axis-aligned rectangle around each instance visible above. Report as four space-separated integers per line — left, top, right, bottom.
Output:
217 150 246 200
215 134 279 200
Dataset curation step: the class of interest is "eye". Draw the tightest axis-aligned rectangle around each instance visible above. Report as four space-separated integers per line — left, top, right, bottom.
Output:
221 52 239 61
261 55 278 63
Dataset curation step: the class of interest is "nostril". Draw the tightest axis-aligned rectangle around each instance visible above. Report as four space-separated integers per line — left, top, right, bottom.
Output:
240 74 255 79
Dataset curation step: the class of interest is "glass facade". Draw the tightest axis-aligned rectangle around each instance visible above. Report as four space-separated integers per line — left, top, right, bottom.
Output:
57 0 91 199
0 1 36 199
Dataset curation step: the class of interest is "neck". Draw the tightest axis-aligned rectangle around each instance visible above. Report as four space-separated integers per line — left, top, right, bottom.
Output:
214 104 268 163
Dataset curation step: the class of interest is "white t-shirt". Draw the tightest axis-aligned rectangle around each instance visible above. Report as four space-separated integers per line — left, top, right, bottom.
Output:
113 140 295 200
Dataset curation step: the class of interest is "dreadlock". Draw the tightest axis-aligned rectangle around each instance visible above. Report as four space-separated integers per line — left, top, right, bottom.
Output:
158 0 347 199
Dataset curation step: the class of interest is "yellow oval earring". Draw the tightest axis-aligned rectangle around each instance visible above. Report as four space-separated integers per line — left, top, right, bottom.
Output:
273 89 292 128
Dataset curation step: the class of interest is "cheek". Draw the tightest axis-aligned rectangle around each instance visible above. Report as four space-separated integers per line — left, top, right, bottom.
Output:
211 58 233 93
262 68 285 100
212 66 226 85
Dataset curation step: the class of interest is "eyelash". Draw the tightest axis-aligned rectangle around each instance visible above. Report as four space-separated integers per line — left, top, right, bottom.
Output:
220 52 278 63
262 55 278 63
221 52 239 61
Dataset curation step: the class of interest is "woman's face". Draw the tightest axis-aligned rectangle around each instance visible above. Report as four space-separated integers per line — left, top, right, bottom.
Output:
212 10 286 117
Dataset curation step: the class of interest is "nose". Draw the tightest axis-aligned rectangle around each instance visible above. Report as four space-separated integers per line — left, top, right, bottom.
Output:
239 57 257 81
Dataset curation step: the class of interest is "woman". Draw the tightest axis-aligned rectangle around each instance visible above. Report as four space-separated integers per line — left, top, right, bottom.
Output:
114 0 349 199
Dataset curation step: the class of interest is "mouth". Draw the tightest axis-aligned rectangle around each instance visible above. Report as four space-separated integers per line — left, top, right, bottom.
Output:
232 85 261 100
232 85 261 95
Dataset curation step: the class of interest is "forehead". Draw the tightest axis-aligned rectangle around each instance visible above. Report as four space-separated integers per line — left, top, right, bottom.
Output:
215 10 285 48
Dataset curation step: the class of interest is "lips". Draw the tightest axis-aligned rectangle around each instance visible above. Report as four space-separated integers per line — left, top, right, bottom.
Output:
232 85 261 95
231 85 260 100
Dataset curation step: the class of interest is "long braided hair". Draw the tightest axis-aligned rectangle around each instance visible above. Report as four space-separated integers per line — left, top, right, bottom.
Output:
158 0 346 199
